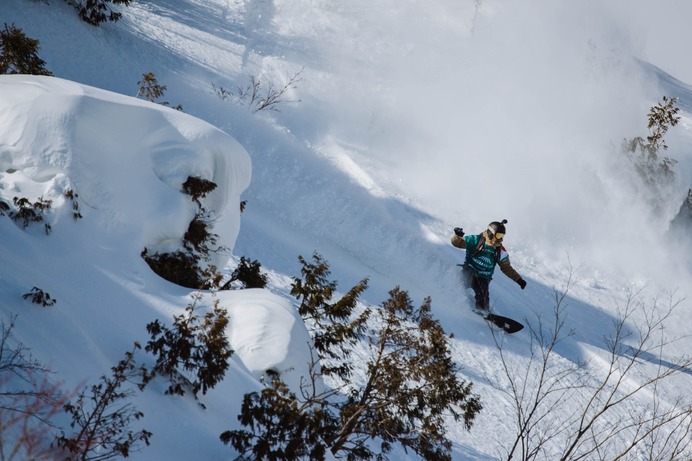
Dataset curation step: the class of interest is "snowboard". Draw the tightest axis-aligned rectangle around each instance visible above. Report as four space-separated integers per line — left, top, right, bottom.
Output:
458 264 524 333
482 312 524 334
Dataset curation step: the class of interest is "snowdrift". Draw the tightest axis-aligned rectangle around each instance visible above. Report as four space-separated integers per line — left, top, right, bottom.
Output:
0 74 314 459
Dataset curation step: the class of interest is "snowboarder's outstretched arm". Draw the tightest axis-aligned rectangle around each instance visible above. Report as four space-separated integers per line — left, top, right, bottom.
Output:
499 259 526 289
451 227 466 249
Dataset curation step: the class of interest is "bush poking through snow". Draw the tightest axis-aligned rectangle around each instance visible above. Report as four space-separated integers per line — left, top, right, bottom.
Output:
9 196 52 230
142 177 223 288
65 189 83 221
142 228 221 288
198 257 267 291
145 295 233 399
22 287 56 307
183 212 219 255
141 249 204 289
136 72 183 111
226 256 268 289
181 176 217 205
212 68 303 113
178 177 220 258
0 23 52 76
224 253 482 461
136 72 166 102
199 265 226 291
67 0 133 26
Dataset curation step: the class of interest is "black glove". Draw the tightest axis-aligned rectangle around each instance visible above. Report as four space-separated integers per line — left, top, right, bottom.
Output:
454 227 465 237
517 278 527 290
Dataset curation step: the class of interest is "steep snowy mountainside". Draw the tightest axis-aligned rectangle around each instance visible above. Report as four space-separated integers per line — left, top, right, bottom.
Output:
4 0 691 295
0 74 313 459
0 0 691 460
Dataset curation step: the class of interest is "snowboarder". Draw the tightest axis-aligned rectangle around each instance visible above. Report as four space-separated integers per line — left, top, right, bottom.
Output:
451 219 526 313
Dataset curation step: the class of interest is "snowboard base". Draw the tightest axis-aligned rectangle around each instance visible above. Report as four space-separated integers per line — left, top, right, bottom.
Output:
473 310 524 334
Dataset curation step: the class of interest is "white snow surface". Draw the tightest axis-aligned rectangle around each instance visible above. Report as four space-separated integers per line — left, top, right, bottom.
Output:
0 0 691 460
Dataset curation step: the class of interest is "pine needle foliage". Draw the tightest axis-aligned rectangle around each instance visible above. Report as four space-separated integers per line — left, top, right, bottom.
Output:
623 96 680 185
145 295 233 398
0 23 52 76
183 212 218 255
327 287 482 460
182 176 217 205
9 196 52 229
291 252 370 380
220 375 338 461
136 72 166 102
621 96 684 217
225 253 482 460
226 256 268 289
676 189 692 221
142 177 221 288
141 249 204 289
646 95 680 152
136 72 183 110
69 0 132 26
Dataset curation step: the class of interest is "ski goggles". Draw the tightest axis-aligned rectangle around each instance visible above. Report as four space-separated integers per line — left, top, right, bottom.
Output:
488 229 505 240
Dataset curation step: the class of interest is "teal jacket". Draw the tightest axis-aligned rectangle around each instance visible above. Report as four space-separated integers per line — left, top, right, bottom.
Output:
451 231 521 282
463 233 507 279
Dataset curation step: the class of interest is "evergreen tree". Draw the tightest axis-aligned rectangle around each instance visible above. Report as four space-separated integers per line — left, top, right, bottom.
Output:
326 287 482 460
226 256 268 289
623 96 680 186
224 254 482 460
145 295 233 398
622 96 681 215
0 24 52 76
71 0 133 26
291 252 370 380
136 72 183 110
221 376 338 461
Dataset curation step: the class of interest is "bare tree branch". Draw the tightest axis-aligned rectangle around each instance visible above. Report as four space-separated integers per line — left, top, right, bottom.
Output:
491 273 692 461
0 316 69 460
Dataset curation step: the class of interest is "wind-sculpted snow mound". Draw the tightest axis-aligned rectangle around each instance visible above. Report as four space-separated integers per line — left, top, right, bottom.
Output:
0 74 251 267
0 75 322 460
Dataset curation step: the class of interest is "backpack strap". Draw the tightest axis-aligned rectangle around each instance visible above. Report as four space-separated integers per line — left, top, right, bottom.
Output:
470 234 502 265
469 235 486 260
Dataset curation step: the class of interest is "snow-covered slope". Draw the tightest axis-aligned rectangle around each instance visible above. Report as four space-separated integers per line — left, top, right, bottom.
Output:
0 0 691 460
0 74 316 459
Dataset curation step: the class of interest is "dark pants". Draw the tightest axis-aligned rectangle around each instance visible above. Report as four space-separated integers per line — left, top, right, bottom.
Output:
462 265 490 310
